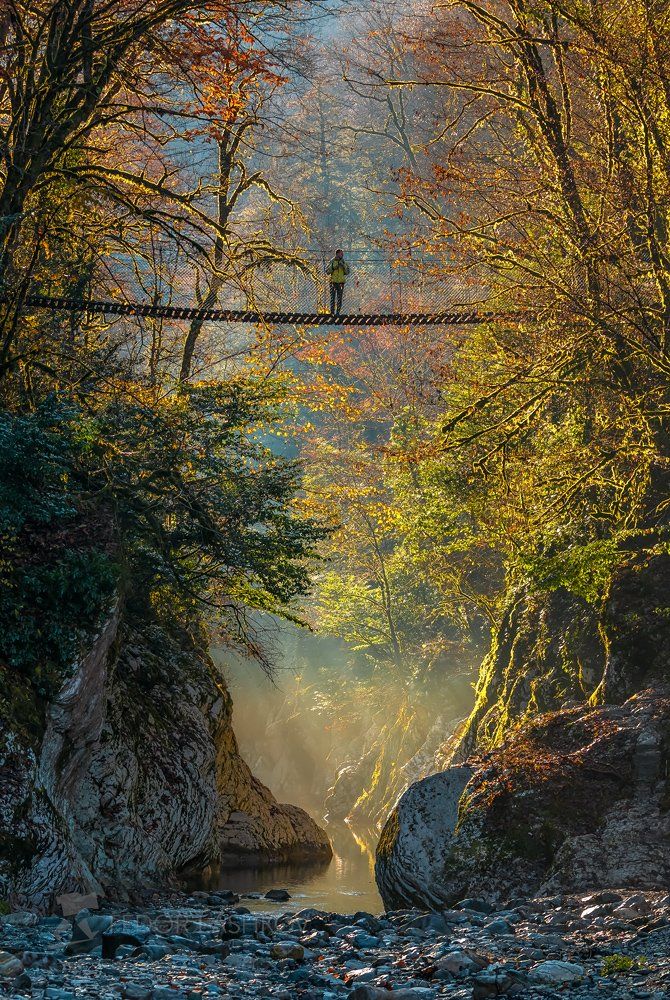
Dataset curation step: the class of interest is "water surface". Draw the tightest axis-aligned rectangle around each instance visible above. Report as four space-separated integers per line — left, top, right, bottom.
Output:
188 824 382 915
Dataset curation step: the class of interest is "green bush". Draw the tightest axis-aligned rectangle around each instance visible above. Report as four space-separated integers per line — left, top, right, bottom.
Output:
0 401 79 535
0 549 117 696
0 385 325 693
601 954 646 976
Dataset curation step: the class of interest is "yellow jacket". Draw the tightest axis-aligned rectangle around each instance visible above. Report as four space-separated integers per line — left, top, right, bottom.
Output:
328 258 350 283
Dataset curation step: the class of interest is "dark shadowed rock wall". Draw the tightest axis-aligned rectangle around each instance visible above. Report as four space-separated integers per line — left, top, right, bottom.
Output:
0 609 330 912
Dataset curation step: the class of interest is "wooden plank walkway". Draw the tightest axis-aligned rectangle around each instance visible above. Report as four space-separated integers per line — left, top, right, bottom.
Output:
3 294 522 327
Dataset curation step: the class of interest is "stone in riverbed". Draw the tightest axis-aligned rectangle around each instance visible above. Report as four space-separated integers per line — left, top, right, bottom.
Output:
346 967 377 984
472 971 514 999
612 905 643 920
455 898 495 914
22 950 62 970
485 918 515 936
66 909 114 955
224 953 256 971
0 910 38 927
101 919 152 959
621 893 652 912
581 904 612 919
290 907 328 921
581 890 623 905
141 942 171 960
11 971 32 992
215 890 240 904
401 912 450 933
271 941 305 960
435 950 477 975
265 889 291 901
353 932 382 949
530 960 584 983
0 951 24 978
220 913 262 939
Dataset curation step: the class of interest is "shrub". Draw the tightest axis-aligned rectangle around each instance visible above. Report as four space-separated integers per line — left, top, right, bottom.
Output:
0 384 325 692
0 401 117 699
601 954 646 976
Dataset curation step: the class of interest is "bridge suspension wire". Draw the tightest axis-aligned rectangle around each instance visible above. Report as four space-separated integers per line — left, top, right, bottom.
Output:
1 294 528 327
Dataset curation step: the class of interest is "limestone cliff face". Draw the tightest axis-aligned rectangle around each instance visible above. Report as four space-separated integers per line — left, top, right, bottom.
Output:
458 551 670 755
375 552 670 909
0 610 330 912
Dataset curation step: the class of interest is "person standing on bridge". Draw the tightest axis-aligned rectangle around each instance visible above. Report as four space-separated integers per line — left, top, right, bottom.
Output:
328 249 350 314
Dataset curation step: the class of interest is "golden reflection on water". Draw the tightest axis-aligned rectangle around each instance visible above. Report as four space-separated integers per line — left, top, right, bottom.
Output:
185 823 383 914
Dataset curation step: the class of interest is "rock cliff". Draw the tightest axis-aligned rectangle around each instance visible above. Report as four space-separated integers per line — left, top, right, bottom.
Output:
0 609 330 912
376 689 670 909
376 551 670 910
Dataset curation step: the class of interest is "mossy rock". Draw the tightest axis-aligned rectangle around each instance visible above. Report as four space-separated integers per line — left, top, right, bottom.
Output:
376 690 670 909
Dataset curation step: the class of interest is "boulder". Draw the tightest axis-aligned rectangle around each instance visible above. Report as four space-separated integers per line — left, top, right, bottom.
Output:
455 898 495 914
530 960 584 983
64 910 115 955
435 950 476 975
0 952 23 978
375 767 474 910
0 910 38 927
376 689 670 908
472 970 517 999
265 888 291 901
271 941 305 960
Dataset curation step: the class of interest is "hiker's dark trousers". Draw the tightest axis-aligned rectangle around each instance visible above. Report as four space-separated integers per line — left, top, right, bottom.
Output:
330 282 344 314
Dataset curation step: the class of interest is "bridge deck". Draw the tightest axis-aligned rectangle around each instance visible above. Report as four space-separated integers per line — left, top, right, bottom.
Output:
4 295 510 326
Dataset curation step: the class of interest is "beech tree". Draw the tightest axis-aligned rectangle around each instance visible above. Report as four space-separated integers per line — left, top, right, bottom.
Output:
178 23 311 381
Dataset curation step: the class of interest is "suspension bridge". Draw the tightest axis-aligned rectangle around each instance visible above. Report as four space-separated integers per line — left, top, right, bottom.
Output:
2 254 522 327
4 294 511 327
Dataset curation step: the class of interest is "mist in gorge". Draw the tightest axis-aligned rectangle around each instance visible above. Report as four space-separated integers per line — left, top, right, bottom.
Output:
219 623 479 834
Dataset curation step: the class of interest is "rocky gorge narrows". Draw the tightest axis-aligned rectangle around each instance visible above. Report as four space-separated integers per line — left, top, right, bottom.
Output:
3 561 670 998
0 605 331 916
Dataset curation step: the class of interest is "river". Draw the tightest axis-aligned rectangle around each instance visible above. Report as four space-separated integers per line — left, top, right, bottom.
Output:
185 824 382 915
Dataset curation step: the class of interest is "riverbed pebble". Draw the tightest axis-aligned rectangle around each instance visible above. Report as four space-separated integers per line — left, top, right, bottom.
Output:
0 951 23 978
